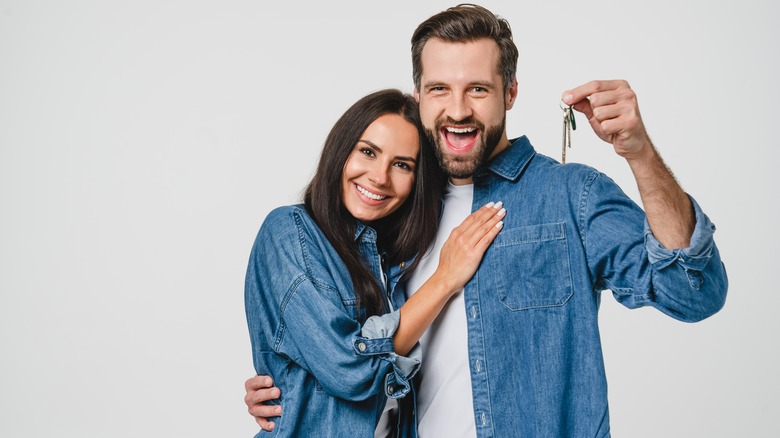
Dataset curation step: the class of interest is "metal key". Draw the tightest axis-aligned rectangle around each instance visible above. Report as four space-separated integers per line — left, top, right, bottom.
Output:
560 100 576 163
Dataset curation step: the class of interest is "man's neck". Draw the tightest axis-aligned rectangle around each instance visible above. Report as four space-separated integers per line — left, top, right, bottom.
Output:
449 176 473 186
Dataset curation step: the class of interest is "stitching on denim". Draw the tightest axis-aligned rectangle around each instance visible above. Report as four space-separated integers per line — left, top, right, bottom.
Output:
493 222 566 247
471 260 495 436
292 208 357 306
275 274 308 352
292 209 311 277
578 170 600 255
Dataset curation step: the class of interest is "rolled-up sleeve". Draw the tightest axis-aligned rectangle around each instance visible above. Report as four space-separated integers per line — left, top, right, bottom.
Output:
361 310 422 398
582 173 728 322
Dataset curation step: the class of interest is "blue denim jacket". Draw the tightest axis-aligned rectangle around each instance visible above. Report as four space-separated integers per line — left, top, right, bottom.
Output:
244 205 420 437
387 136 727 437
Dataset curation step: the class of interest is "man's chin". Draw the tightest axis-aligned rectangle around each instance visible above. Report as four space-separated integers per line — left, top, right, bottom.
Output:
442 156 478 179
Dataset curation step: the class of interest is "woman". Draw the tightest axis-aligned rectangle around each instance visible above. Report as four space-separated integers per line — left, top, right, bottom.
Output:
245 89 505 436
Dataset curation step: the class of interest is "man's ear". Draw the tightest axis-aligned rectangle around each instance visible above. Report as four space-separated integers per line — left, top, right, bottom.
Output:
505 79 518 110
413 88 420 102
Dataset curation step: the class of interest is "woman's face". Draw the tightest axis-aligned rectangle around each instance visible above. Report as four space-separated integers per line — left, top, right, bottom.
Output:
341 113 420 223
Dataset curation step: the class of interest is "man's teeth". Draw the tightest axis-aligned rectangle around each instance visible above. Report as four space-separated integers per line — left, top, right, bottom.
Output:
356 185 388 201
446 127 476 134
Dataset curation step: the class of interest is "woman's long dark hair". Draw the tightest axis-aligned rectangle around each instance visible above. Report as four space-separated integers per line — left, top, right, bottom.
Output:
304 89 445 318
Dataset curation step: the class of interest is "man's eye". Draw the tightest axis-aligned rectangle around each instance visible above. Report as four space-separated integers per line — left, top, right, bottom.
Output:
472 87 487 93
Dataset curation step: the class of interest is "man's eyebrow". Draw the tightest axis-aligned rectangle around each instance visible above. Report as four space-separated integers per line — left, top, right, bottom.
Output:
422 80 496 89
469 80 496 88
358 139 417 163
422 81 447 88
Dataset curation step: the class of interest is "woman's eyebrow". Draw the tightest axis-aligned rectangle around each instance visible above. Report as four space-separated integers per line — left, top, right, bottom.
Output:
358 139 417 163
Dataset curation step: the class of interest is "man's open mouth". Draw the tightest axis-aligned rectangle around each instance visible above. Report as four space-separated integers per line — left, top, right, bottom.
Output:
442 126 480 154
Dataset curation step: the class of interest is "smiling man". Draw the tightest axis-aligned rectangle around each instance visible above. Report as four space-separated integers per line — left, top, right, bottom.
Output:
245 4 727 437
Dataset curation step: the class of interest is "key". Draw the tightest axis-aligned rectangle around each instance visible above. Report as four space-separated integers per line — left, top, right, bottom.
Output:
560 100 576 163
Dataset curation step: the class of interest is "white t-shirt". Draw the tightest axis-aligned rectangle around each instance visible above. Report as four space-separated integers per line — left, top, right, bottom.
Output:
408 182 476 437
375 182 475 438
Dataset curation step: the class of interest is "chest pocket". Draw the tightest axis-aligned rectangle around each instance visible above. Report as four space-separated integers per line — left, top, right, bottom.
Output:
491 222 573 311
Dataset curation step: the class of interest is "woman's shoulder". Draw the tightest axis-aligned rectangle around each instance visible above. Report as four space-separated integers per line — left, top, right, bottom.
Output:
259 204 321 240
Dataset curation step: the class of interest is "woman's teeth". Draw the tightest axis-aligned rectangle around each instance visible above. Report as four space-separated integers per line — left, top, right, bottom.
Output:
356 184 388 201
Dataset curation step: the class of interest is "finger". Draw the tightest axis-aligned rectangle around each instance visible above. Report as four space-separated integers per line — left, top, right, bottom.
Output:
588 88 635 109
257 418 276 432
246 386 282 405
570 97 594 121
590 103 626 124
452 201 502 236
459 202 504 238
475 205 506 240
461 206 506 248
600 113 641 137
563 80 631 107
249 402 283 419
475 215 505 249
245 375 274 391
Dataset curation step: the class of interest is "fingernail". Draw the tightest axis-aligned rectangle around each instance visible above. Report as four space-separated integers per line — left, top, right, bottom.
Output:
485 202 495 208
272 388 280 397
493 201 503 209
268 423 275 431
495 221 504 229
563 94 573 104
498 208 506 217
275 406 282 415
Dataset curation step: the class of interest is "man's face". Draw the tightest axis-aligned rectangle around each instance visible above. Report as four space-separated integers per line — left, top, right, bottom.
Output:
415 38 517 183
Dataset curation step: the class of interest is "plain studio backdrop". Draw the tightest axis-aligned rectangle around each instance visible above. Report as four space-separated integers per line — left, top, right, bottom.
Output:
1 0 777 436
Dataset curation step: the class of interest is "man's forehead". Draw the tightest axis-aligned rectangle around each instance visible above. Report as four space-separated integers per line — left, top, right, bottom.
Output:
419 37 501 81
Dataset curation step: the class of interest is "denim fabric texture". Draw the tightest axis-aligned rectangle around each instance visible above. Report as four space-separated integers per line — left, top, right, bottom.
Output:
245 206 420 437
407 136 726 438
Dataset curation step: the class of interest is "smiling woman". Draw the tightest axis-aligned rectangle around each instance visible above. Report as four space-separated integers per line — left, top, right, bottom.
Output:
341 113 420 224
244 88 507 437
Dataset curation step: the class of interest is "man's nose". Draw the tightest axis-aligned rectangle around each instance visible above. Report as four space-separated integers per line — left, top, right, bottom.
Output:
446 94 472 122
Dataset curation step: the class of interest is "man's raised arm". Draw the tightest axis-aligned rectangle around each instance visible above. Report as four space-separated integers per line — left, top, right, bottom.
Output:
563 80 694 249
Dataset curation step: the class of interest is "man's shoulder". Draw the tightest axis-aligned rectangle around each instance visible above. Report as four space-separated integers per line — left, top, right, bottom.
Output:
524 149 603 186
499 136 602 184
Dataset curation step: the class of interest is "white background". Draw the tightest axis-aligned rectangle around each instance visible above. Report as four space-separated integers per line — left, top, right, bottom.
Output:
1 0 777 436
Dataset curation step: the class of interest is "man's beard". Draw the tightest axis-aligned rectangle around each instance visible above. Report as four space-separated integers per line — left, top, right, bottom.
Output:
424 117 505 179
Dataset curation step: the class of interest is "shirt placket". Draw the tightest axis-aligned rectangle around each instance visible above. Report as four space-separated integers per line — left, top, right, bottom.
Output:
466 176 495 438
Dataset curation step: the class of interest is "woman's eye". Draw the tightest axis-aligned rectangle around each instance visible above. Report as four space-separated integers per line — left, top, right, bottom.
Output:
394 162 412 171
360 148 375 157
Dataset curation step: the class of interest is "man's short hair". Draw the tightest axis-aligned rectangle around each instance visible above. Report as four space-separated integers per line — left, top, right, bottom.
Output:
411 4 518 93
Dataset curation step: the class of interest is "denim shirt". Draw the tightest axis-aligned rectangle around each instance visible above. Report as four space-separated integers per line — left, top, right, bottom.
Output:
244 205 420 437
385 136 727 437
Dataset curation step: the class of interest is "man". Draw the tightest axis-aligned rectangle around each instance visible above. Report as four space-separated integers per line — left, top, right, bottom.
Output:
245 4 727 436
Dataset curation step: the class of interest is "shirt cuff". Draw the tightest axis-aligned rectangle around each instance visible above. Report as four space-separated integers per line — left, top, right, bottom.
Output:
644 194 716 271
362 309 402 339
358 310 422 398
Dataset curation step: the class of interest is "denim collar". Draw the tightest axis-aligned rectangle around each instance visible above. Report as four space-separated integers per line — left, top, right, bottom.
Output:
353 221 377 242
481 135 536 182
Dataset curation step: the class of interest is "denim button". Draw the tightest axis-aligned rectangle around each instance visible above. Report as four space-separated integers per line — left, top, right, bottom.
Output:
481 412 487 426
400 261 406 269
471 306 477 318
475 360 481 372
387 385 394 394
358 342 367 352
